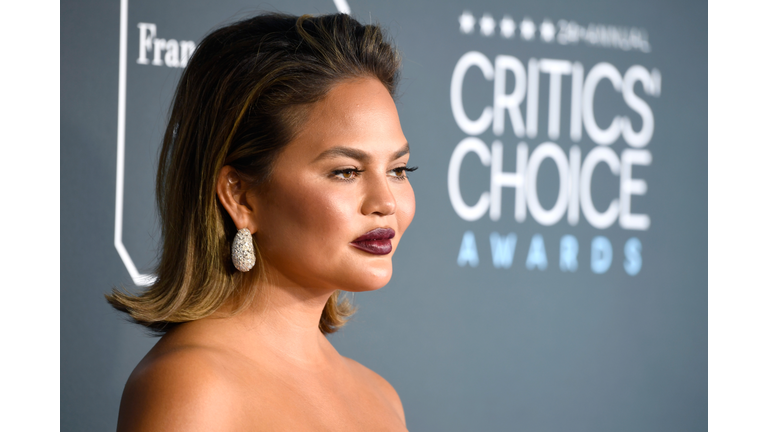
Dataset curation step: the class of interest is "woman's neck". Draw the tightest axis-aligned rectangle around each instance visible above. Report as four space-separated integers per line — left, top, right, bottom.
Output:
198 270 340 369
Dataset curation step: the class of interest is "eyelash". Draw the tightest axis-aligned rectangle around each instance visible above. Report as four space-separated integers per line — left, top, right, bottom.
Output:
391 166 418 180
331 166 418 182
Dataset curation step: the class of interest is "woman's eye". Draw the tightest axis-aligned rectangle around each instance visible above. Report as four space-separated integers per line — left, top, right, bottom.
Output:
389 166 418 179
332 168 362 180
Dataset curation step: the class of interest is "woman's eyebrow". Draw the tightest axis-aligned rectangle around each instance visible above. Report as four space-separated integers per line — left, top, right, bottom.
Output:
313 146 371 163
313 142 410 163
391 143 410 161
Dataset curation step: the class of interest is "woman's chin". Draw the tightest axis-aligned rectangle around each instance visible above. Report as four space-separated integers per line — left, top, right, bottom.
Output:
340 265 393 293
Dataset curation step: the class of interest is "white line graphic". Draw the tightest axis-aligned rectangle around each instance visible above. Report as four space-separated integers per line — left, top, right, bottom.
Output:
115 0 156 286
333 0 351 14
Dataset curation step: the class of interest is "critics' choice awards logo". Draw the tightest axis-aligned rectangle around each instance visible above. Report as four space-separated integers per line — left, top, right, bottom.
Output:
448 11 660 276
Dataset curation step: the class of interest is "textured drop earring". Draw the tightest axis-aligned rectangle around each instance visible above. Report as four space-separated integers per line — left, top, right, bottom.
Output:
232 227 256 272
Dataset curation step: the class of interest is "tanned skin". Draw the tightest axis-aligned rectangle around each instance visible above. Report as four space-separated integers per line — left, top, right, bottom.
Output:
116 78 415 432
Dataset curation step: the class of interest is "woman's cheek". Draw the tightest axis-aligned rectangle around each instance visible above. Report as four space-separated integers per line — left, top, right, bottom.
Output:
396 185 416 232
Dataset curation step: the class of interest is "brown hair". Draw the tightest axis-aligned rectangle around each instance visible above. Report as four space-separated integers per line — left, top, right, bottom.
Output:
106 13 401 334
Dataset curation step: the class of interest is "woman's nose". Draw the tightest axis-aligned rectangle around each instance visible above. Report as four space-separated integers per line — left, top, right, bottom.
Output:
361 175 397 216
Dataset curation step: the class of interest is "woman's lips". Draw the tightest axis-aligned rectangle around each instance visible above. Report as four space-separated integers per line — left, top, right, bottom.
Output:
350 228 395 255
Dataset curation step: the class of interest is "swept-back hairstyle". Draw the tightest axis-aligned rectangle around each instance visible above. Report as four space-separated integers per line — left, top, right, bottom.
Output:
107 13 401 334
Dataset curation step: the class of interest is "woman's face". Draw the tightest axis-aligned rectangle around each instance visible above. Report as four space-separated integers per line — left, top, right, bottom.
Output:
251 78 415 293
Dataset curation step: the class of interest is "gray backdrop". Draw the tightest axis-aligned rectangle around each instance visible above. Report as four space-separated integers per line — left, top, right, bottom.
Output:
61 0 707 430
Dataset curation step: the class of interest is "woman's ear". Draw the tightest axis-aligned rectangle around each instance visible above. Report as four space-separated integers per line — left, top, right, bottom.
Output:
216 166 258 233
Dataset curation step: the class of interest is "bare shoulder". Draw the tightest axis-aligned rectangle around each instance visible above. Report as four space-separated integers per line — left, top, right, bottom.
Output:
117 345 246 432
343 357 406 424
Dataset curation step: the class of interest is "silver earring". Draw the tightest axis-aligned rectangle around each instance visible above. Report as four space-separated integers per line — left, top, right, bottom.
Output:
232 228 255 272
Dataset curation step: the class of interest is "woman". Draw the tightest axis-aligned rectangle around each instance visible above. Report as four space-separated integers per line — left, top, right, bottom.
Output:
107 13 415 431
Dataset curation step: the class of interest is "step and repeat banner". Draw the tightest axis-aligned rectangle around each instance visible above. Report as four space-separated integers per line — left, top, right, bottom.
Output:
61 0 706 430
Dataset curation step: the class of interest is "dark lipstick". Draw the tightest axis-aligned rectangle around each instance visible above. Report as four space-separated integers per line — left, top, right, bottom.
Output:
350 228 395 255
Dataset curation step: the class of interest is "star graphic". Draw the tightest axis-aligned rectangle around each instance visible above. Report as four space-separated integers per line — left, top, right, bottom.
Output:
520 17 536 40
459 11 475 34
499 15 515 38
540 19 555 42
479 13 496 37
